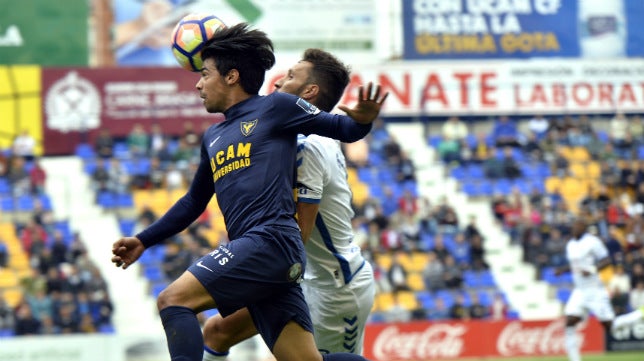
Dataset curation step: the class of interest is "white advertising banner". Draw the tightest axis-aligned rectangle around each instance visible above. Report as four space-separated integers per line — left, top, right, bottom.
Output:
265 58 644 116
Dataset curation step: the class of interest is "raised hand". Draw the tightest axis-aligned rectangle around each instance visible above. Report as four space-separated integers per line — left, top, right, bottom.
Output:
337 82 389 125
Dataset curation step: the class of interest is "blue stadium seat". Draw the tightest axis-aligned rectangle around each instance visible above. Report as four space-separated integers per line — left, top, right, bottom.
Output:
416 291 434 309
116 193 134 208
119 218 137 236
556 287 572 303
75 143 96 159
451 166 467 181
97 192 117 208
98 324 115 334
368 152 384 167
113 142 131 159
17 195 34 211
0 197 13 211
467 164 484 179
0 178 10 196
492 179 513 195
38 194 53 211
462 181 479 197
428 135 441 148
144 266 165 283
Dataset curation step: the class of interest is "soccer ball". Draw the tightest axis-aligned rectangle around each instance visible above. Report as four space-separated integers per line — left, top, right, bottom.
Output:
171 13 227 72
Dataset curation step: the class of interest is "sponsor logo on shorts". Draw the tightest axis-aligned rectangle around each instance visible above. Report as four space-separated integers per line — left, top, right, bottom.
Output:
196 261 213 272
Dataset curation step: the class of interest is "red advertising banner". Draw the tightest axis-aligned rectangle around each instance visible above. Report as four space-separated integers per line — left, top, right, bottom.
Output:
363 318 604 360
41 67 223 155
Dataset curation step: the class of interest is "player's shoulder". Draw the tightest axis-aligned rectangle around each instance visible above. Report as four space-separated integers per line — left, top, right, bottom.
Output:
269 92 321 115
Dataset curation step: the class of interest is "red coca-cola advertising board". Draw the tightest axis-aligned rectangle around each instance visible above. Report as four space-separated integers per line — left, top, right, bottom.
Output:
363 318 604 360
41 67 223 155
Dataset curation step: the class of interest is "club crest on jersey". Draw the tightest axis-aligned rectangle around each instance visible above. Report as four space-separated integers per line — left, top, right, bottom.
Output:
240 119 258 136
296 98 320 115
287 262 303 282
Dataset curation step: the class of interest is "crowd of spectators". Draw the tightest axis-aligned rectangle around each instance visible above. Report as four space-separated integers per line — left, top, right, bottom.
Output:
435 112 644 318
0 131 114 336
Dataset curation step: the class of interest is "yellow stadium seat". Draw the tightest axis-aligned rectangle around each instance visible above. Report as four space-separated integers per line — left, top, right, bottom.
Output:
375 254 392 270
373 292 394 312
409 252 429 272
395 290 419 310
587 162 601 179
570 147 590 162
2 288 23 307
0 269 18 288
569 162 587 179
408 272 425 291
545 177 562 194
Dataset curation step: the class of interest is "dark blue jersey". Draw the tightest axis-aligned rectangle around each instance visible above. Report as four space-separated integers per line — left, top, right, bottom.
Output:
137 92 372 246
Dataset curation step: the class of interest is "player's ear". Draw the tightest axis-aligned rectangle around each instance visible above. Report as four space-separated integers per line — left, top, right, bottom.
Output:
302 83 319 100
225 69 240 85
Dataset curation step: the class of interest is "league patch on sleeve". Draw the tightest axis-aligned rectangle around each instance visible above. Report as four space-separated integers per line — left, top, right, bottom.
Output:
296 98 321 115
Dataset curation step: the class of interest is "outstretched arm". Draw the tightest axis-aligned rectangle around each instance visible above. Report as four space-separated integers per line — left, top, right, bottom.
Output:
337 82 389 125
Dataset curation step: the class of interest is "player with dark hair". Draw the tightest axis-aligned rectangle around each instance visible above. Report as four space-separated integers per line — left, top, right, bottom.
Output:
556 218 644 361
201 48 375 361
111 23 387 361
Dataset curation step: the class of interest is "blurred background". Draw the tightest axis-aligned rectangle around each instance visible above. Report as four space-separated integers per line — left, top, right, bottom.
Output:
1 0 644 360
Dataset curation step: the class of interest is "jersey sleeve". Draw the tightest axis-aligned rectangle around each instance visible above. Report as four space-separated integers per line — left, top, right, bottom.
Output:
296 137 325 204
269 92 372 143
136 143 215 248
591 235 609 261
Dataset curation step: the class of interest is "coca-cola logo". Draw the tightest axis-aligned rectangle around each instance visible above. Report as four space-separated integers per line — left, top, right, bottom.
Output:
497 319 585 356
373 324 466 360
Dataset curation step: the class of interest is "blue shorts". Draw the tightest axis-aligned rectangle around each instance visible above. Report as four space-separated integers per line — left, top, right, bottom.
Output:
188 225 313 350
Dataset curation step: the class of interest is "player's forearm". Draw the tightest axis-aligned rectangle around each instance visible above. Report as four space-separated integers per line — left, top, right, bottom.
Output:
296 201 319 244
136 194 206 248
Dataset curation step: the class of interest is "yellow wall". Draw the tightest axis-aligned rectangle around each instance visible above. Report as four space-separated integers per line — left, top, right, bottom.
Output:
0 66 43 154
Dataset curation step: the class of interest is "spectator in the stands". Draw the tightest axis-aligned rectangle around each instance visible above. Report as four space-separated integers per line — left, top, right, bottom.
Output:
28 157 47 195
544 228 567 268
491 115 521 147
380 224 404 252
437 134 461 164
609 264 631 315
422 251 446 291
398 188 418 216
106 158 130 194
399 214 420 249
12 129 36 161
483 147 504 179
126 123 150 158
149 123 167 157
427 298 449 321
0 238 7 268
470 234 489 271
383 135 403 167
527 114 549 139
91 158 110 193
20 218 48 256
161 241 191 281
500 147 522 179
7 155 30 197
180 120 200 148
449 294 469 320
396 151 416 182
522 132 543 162
0 149 9 177
468 132 492 164
431 234 450 263
551 146 570 178
469 293 489 319
94 128 115 159
0 291 15 331
490 293 508 320
163 163 184 191
172 138 195 170
442 116 468 143
387 252 411 293
13 303 41 335
452 233 472 265
443 255 463 289
631 280 644 310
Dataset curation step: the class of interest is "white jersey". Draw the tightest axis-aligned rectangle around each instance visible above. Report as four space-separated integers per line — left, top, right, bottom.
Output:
296 134 366 288
296 134 375 354
565 233 609 289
